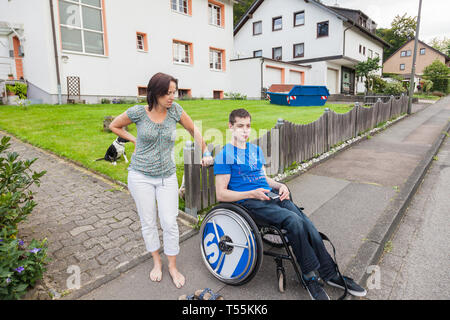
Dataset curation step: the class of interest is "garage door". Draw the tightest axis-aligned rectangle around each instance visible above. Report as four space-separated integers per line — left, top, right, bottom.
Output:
327 68 338 94
289 71 303 84
265 66 283 88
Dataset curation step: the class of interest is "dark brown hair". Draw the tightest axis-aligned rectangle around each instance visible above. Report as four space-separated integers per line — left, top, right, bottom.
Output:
147 72 178 110
229 108 251 125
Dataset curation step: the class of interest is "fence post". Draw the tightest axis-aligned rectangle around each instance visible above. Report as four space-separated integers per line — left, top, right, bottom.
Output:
183 140 197 217
324 108 330 152
276 118 285 174
389 95 394 120
354 102 359 137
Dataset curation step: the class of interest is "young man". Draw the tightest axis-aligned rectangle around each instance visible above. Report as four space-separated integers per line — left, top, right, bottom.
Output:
213 109 366 300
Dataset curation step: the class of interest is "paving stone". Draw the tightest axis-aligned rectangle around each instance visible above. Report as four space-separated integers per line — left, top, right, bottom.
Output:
70 225 95 237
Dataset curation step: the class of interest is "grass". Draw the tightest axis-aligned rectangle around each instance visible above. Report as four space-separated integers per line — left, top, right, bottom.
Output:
413 94 441 101
0 100 353 186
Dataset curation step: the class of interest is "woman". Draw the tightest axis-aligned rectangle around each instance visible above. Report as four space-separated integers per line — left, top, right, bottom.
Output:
109 72 213 289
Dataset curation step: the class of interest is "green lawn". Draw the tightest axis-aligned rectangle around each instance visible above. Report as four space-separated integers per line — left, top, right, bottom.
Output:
0 100 353 186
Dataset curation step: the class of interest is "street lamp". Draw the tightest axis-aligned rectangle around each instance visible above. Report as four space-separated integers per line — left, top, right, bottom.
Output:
407 0 423 115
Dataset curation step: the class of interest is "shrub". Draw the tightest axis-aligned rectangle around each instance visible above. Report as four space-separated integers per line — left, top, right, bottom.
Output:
0 136 49 300
224 92 247 100
423 59 450 93
5 83 27 99
384 81 407 96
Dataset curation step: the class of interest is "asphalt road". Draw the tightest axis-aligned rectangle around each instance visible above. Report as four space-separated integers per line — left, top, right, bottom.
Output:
367 135 450 300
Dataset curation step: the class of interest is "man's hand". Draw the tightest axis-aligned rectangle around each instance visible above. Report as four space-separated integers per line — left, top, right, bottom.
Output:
278 184 290 201
249 188 271 201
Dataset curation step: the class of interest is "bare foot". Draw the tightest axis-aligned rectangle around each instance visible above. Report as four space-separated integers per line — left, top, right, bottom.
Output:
169 267 185 289
149 264 162 282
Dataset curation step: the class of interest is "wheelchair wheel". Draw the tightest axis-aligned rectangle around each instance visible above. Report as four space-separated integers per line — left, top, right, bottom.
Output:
200 203 263 286
277 267 286 293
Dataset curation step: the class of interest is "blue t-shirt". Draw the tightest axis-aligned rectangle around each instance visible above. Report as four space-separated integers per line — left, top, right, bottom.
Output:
213 142 271 202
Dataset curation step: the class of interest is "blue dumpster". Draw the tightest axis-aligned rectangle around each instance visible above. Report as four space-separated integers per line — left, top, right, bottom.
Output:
267 85 330 106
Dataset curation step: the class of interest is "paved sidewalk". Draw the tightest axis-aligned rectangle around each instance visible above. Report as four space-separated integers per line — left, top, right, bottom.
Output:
0 133 196 299
77 97 450 300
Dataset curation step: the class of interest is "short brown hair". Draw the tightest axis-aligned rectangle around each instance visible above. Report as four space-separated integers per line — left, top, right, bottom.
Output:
147 72 178 110
229 108 251 125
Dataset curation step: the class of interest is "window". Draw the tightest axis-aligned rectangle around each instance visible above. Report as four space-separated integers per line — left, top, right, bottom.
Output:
208 1 223 27
272 47 282 60
137 86 147 97
178 89 191 98
272 16 282 31
213 90 223 99
420 48 426 55
359 44 362 54
294 11 305 26
406 50 412 56
368 49 373 58
173 40 192 64
375 52 380 59
363 46 366 55
171 0 190 14
58 0 106 55
210 48 225 71
293 43 304 58
253 50 262 57
136 32 148 51
400 50 406 57
253 21 262 35
400 63 405 70
317 21 329 37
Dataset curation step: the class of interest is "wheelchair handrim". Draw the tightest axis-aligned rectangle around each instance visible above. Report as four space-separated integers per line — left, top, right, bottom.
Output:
200 208 259 284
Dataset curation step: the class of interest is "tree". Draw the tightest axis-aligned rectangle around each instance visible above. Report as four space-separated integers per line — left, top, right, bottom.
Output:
355 56 382 93
428 37 450 57
376 14 417 61
233 0 254 27
422 59 450 93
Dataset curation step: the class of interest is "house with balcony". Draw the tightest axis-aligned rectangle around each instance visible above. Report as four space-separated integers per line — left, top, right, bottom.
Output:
232 0 390 96
0 0 236 104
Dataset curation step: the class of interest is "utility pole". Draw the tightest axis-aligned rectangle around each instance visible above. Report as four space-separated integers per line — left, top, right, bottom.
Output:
407 0 423 114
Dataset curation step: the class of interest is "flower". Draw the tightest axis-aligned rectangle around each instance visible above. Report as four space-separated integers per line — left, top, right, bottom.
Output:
18 239 24 246
6 278 11 284
29 248 41 254
15 266 24 273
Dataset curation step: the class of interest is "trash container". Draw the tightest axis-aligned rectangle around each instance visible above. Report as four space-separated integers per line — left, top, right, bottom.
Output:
267 85 330 106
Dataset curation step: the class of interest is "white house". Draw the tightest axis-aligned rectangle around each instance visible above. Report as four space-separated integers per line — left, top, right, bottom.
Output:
233 0 389 95
0 0 236 104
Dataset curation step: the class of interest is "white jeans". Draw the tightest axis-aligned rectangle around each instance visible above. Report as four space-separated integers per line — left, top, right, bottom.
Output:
127 170 179 256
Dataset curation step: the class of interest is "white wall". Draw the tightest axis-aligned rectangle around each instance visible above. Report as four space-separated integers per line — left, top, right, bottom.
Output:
58 0 235 100
230 57 310 99
0 0 235 103
0 0 59 101
234 0 344 61
345 27 383 73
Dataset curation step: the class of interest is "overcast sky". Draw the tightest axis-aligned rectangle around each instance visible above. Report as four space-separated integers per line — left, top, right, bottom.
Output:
320 0 450 42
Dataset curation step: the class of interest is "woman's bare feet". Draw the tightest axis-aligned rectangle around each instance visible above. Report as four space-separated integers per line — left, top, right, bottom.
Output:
167 254 185 289
168 266 185 289
150 251 163 282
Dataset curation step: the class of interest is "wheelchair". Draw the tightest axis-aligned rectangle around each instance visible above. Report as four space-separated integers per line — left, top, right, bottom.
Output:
199 193 348 299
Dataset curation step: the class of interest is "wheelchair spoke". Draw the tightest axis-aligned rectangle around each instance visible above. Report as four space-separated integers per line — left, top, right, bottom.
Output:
212 219 220 242
214 252 225 273
223 242 248 249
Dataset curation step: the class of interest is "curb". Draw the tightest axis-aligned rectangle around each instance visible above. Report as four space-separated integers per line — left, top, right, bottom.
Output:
346 118 450 298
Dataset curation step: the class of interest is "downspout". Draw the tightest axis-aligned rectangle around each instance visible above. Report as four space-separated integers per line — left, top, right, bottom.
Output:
260 57 265 99
49 0 62 104
343 23 355 94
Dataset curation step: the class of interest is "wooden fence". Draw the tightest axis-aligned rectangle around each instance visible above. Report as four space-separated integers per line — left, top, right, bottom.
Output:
182 94 408 217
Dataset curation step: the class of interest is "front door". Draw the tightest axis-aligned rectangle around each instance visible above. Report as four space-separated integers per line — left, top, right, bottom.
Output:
341 67 355 94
